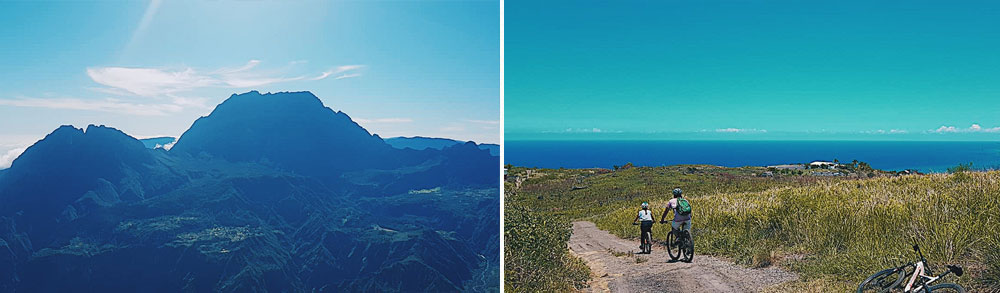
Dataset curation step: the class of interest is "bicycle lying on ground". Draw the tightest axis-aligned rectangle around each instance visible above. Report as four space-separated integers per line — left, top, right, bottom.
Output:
632 222 653 254
857 244 965 293
665 224 693 262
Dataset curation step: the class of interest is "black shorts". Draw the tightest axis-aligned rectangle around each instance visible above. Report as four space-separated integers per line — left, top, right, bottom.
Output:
640 220 653 234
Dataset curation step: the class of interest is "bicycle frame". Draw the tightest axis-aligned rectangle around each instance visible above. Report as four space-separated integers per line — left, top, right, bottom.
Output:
904 261 940 292
902 244 957 292
634 221 653 253
671 225 690 236
669 227 689 245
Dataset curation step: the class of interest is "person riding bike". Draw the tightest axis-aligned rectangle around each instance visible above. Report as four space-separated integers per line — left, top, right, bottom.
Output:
660 188 692 243
632 202 656 252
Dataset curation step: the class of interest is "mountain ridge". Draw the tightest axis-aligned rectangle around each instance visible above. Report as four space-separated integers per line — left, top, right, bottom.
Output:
385 136 499 156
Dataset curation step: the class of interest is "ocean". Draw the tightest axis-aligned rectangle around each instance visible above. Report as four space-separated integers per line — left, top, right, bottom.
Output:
505 140 1000 173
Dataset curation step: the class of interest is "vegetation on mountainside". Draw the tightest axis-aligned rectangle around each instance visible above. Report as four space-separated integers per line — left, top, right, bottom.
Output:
505 165 1000 291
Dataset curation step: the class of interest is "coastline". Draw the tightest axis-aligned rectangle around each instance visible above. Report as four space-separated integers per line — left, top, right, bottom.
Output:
505 140 1000 173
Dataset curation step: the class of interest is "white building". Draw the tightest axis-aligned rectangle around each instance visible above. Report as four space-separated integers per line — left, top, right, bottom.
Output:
810 161 839 169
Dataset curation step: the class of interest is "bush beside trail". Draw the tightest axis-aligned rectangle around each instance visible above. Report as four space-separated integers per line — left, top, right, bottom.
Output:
504 182 590 292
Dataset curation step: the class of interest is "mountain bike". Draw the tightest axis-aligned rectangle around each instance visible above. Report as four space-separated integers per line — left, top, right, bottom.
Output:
857 244 965 293
632 222 653 254
665 223 693 262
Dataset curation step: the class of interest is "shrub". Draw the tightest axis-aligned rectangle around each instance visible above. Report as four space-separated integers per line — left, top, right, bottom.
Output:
948 162 974 173
504 202 589 291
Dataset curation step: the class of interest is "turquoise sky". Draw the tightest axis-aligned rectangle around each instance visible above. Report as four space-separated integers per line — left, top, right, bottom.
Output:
506 0 1000 141
0 0 499 168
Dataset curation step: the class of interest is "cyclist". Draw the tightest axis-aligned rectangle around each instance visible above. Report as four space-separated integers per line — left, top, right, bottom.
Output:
660 187 692 245
632 202 656 252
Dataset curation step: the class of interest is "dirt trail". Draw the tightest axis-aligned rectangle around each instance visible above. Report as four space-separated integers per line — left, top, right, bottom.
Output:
568 221 797 292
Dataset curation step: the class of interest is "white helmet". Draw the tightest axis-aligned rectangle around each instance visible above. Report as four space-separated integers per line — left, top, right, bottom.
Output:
641 202 649 209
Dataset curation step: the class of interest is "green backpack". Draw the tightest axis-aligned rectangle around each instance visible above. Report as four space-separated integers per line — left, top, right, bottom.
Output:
677 198 692 216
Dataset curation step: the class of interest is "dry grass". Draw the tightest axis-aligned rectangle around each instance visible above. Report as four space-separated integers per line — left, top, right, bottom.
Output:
506 166 1000 291
594 171 1000 290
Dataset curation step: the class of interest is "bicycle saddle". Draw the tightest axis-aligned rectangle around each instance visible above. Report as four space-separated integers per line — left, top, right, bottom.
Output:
947 265 964 277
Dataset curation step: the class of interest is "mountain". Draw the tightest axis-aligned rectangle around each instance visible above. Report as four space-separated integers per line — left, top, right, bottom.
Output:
0 125 171 224
385 136 500 156
171 91 405 174
0 91 499 292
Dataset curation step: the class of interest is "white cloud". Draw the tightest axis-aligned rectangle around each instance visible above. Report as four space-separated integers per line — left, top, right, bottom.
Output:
716 128 767 133
311 72 334 81
155 141 175 150
934 126 958 133
212 59 261 74
0 146 27 169
167 95 210 110
864 129 908 134
354 118 413 123
87 67 216 97
932 124 1000 133
88 60 362 97
312 65 365 81
334 73 362 80
0 96 183 116
35 60 361 116
546 127 612 133
335 65 365 72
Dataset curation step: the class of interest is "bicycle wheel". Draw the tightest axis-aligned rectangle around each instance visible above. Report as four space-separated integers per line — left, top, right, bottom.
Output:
682 232 694 263
644 232 652 254
856 267 907 293
666 231 680 260
927 283 965 293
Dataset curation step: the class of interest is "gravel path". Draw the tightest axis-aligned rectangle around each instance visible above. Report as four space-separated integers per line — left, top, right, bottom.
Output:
568 221 797 292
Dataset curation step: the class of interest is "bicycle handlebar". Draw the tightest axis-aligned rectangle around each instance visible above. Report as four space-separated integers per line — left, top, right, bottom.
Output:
913 244 928 266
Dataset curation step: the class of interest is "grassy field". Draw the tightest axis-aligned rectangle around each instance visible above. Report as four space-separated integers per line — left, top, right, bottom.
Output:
504 165 1000 291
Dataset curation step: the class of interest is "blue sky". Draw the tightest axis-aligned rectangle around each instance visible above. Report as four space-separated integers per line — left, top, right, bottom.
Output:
0 0 499 168
506 0 1000 141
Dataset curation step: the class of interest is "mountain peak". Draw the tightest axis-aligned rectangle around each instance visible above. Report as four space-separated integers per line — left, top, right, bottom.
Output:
217 90 328 113
51 124 82 135
171 91 392 175
8 124 150 171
